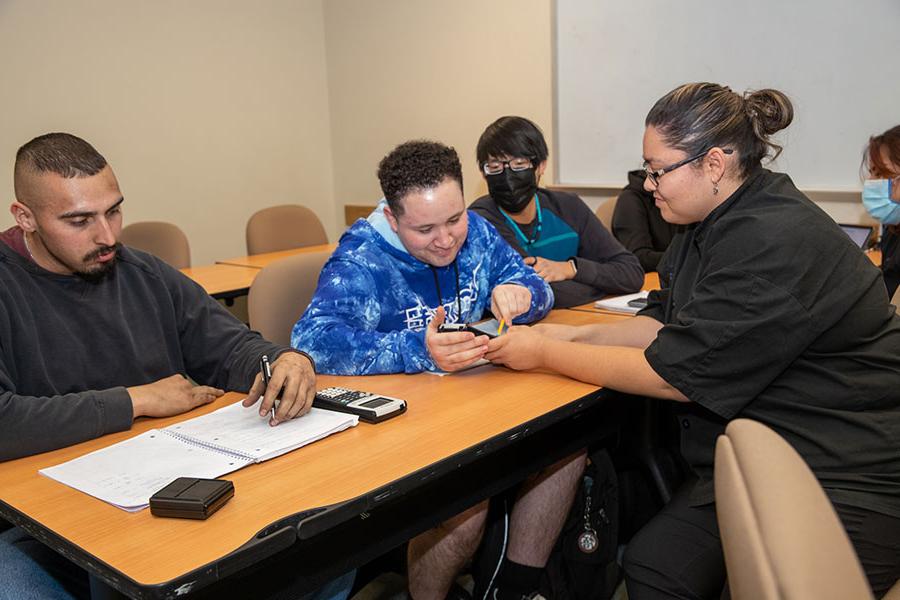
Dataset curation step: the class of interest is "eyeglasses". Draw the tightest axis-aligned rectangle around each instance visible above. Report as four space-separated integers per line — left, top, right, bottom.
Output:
483 157 534 176
643 148 734 186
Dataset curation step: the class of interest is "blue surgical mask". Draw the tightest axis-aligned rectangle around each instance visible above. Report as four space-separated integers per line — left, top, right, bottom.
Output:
862 179 900 225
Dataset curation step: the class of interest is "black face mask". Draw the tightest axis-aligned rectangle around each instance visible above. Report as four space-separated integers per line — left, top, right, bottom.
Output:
486 167 537 214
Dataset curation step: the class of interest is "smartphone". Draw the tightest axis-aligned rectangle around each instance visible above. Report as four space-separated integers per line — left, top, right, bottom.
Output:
627 297 649 309
438 321 499 338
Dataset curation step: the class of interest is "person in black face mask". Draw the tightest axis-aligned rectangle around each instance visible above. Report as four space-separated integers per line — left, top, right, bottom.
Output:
470 116 644 308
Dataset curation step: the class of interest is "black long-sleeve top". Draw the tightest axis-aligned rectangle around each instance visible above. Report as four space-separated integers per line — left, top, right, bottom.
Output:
612 170 678 272
0 239 287 461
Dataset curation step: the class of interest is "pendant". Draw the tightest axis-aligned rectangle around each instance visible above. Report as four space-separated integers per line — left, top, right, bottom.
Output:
577 529 599 554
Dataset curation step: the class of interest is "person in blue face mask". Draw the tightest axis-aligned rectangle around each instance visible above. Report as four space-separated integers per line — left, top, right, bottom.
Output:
862 125 900 297
470 116 644 307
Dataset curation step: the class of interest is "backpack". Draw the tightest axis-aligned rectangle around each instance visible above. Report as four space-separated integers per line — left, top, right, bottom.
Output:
471 448 620 600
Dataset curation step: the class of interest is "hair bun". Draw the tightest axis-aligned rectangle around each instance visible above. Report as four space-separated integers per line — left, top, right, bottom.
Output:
743 89 794 136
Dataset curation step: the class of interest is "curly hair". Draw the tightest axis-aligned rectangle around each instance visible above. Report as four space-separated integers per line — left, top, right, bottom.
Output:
377 140 463 215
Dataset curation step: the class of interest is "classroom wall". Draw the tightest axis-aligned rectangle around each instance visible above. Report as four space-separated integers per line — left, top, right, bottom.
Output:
322 0 555 216
0 1 872 266
0 0 336 265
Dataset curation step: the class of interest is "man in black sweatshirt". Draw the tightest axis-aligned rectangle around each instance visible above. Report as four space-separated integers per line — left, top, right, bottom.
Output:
0 133 353 600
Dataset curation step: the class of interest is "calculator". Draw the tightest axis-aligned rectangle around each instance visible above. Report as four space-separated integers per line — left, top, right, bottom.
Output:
313 387 407 423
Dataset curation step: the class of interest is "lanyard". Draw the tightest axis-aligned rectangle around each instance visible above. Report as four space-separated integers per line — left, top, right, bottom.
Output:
430 260 462 321
500 195 542 250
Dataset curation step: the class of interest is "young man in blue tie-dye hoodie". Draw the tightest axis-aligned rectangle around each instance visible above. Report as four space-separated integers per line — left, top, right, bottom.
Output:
292 141 586 600
292 140 553 375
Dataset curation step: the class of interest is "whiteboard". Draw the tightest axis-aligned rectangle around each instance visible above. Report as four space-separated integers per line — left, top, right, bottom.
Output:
554 0 900 190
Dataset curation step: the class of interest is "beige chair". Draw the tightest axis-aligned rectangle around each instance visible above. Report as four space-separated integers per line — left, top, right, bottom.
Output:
247 250 331 346
120 221 191 269
891 285 900 314
594 197 617 230
245 204 328 255
715 418 900 600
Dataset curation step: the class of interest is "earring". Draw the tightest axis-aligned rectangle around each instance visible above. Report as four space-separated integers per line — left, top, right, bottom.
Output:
713 182 719 196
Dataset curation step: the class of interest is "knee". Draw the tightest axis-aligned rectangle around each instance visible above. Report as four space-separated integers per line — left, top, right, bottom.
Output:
621 528 656 587
531 449 587 490
557 449 588 480
437 500 489 553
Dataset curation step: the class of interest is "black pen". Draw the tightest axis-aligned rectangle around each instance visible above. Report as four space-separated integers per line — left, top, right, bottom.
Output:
259 355 278 420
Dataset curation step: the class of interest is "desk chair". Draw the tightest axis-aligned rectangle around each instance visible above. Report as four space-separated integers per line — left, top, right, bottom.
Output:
120 221 191 269
891 285 900 313
246 204 328 255
594 197 618 230
247 250 331 346
714 418 900 600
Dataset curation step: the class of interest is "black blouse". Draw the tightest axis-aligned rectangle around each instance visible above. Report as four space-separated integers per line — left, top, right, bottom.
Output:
641 169 900 516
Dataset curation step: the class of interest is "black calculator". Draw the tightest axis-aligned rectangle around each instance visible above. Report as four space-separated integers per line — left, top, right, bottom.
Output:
313 387 407 423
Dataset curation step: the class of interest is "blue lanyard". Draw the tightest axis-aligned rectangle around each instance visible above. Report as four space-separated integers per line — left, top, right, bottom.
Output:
500 195 542 250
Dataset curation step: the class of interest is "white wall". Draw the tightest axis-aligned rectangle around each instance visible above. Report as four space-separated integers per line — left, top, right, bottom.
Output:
555 0 900 190
0 0 336 265
1 1 881 267
323 0 555 214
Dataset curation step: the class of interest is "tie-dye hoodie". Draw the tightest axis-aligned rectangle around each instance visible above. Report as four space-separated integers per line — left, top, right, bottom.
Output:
291 204 553 374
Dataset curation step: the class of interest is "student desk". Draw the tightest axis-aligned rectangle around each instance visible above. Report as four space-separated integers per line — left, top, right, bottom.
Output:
216 244 337 270
179 264 261 301
867 248 882 267
566 271 661 315
0 311 623 599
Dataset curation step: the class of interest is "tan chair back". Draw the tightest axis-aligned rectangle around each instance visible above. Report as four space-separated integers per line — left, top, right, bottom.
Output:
247 250 331 346
594 197 617 230
246 204 328 255
891 285 900 313
715 419 874 600
120 221 191 269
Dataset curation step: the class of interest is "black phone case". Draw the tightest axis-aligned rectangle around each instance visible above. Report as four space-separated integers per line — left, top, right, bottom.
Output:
149 477 234 520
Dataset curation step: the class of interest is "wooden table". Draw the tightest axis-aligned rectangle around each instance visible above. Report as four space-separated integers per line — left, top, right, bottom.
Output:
866 248 882 266
216 244 337 270
179 264 261 301
0 308 619 599
565 271 661 316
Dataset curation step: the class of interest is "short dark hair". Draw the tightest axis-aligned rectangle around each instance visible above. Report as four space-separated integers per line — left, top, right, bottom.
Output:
377 140 463 215
645 83 793 178
14 133 108 200
476 116 549 167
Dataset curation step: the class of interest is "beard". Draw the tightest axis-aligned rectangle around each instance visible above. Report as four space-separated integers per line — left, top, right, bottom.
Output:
74 243 121 284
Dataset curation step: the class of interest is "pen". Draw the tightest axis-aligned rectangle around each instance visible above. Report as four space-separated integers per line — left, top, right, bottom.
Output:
497 319 505 335
259 355 277 420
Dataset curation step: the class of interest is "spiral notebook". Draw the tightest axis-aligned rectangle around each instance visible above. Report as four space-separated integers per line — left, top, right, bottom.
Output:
40 402 358 511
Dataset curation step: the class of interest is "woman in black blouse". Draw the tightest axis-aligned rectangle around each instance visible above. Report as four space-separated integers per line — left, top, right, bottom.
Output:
486 82 900 599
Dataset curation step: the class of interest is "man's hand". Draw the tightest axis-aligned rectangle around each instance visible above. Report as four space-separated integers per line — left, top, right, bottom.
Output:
485 326 547 371
524 256 576 283
128 374 223 419
425 306 489 372
490 284 532 325
243 352 316 425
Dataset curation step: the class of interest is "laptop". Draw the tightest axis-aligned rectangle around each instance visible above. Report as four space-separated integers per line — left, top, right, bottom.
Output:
839 224 875 249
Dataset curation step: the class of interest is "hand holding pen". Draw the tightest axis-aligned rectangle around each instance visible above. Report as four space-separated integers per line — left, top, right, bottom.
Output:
242 352 317 425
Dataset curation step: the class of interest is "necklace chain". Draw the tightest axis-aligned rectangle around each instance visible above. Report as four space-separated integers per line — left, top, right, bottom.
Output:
22 231 35 259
